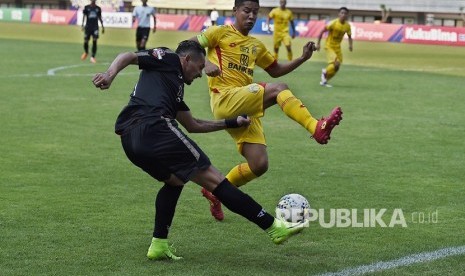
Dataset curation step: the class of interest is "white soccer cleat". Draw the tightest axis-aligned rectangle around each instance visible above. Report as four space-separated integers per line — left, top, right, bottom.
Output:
320 68 327 83
320 69 332 87
320 81 332 88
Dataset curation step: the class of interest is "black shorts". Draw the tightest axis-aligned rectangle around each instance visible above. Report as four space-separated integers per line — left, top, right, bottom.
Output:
84 28 99 40
120 118 211 183
136 27 151 41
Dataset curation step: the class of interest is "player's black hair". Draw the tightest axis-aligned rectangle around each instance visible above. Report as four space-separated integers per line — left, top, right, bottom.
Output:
235 0 259 7
340 7 349 13
175 40 206 59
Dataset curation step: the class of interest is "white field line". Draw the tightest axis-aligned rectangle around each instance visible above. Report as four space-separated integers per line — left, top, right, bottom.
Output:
0 63 459 78
0 63 136 78
343 61 461 73
317 245 465 276
0 73 102 78
47 63 102 76
0 71 139 78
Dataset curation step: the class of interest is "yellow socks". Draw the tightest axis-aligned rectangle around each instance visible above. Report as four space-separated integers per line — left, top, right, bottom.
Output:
325 63 336 80
226 163 257 187
277 90 318 135
287 51 293 61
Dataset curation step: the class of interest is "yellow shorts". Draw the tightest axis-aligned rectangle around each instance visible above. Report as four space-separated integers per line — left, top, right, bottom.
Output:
325 47 343 64
274 33 292 49
211 84 266 152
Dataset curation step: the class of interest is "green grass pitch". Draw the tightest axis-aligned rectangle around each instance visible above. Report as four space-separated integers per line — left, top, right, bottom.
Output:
1 22 464 275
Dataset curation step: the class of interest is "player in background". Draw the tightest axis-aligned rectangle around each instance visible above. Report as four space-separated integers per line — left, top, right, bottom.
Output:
81 0 104 63
266 0 296 60
132 0 157 50
210 8 219 26
190 0 343 221
92 40 308 261
316 7 353 87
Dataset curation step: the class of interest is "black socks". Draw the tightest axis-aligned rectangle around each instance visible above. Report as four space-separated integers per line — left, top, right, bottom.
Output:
212 179 274 230
153 184 183 239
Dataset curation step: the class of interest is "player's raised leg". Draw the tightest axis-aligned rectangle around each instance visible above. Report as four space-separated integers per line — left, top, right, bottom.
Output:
264 83 342 144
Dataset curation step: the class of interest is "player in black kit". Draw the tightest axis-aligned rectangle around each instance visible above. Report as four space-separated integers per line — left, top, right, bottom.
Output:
92 40 308 261
81 0 104 63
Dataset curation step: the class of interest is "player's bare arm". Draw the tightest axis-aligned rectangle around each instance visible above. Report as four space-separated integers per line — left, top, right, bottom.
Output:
188 36 221 77
176 111 250 133
99 16 105 34
265 41 316 78
348 35 353 51
92 52 138 89
203 60 221 77
265 16 272 32
81 14 86 31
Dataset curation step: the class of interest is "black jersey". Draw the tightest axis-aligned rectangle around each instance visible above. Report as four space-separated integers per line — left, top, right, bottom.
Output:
115 48 190 135
83 4 102 30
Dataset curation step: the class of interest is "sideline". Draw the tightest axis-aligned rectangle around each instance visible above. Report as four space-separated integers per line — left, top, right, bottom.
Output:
318 245 465 276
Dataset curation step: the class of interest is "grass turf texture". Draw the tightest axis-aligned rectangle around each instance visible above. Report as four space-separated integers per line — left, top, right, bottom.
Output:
0 22 464 275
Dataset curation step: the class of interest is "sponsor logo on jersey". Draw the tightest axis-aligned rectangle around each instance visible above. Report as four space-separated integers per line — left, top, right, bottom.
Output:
240 54 249 66
228 62 253 76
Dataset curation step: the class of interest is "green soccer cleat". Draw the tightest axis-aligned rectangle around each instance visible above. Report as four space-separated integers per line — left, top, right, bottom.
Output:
266 219 308 245
146 238 183 261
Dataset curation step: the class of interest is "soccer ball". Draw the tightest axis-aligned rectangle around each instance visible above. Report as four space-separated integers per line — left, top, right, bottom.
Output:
275 193 310 223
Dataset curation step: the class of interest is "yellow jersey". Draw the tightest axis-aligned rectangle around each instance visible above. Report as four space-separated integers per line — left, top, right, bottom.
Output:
325 19 351 49
197 25 276 92
268 7 294 36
